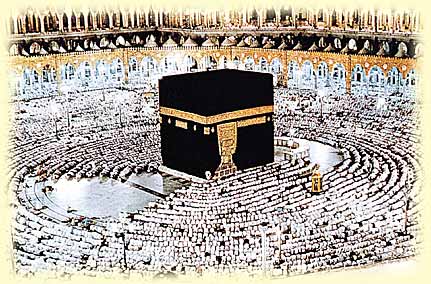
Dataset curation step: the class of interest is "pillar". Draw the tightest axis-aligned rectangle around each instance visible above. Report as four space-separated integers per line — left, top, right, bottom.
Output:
276 10 281 26
214 11 218 26
84 12 88 30
415 12 420 31
58 13 63 31
40 15 45 33
400 13 404 31
108 12 113 28
13 16 18 34
68 14 72 32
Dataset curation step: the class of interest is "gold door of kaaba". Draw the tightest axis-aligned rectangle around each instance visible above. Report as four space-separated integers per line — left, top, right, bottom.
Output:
214 122 238 178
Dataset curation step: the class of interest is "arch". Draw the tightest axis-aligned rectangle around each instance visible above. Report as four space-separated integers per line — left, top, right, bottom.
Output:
334 38 342 49
94 60 109 82
61 63 76 81
76 61 93 87
218 56 228 69
331 63 346 94
141 56 159 77
270 58 282 86
299 60 315 90
270 58 282 74
233 56 240 70
79 13 85 29
34 14 41 33
127 57 139 83
51 13 59 31
102 12 110 28
9 44 19 56
316 62 329 88
113 12 119 27
110 58 124 84
87 12 93 30
100 37 109 48
43 15 49 32
116 35 125 46
386 67 401 95
367 65 386 96
162 56 179 74
62 13 68 31
41 65 56 83
71 12 77 31
348 38 357 50
258 57 269 72
127 12 133 27
351 64 367 96
201 55 217 70
29 42 41 54
50 41 59 52
20 68 40 98
404 69 417 97
95 12 101 29
41 65 57 93
244 56 255 71
128 57 138 73
287 60 300 89
183 55 197 72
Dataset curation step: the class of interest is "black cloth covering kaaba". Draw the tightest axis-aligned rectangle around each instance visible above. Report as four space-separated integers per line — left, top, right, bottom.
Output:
159 69 274 179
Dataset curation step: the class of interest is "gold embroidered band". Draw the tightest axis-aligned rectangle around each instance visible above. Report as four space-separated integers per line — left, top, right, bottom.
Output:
160 105 273 125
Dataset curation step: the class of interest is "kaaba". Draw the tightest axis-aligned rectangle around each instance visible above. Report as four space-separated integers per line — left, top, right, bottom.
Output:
159 69 274 179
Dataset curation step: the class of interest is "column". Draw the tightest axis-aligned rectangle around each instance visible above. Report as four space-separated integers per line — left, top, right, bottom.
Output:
415 12 420 31
5 17 10 34
58 14 63 31
291 7 295 27
40 15 45 33
34 14 40 32
400 13 404 31
13 16 18 34
409 14 413 32
159 11 163 27
155 9 159 27
76 14 80 30
344 11 348 30
147 10 151 26
276 10 281 26
212 11 217 26
68 14 72 32
84 12 88 30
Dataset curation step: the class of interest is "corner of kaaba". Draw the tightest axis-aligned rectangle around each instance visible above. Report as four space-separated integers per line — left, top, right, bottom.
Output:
159 70 274 179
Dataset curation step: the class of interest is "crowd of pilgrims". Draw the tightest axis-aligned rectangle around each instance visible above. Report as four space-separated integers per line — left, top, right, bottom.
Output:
8 83 421 279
